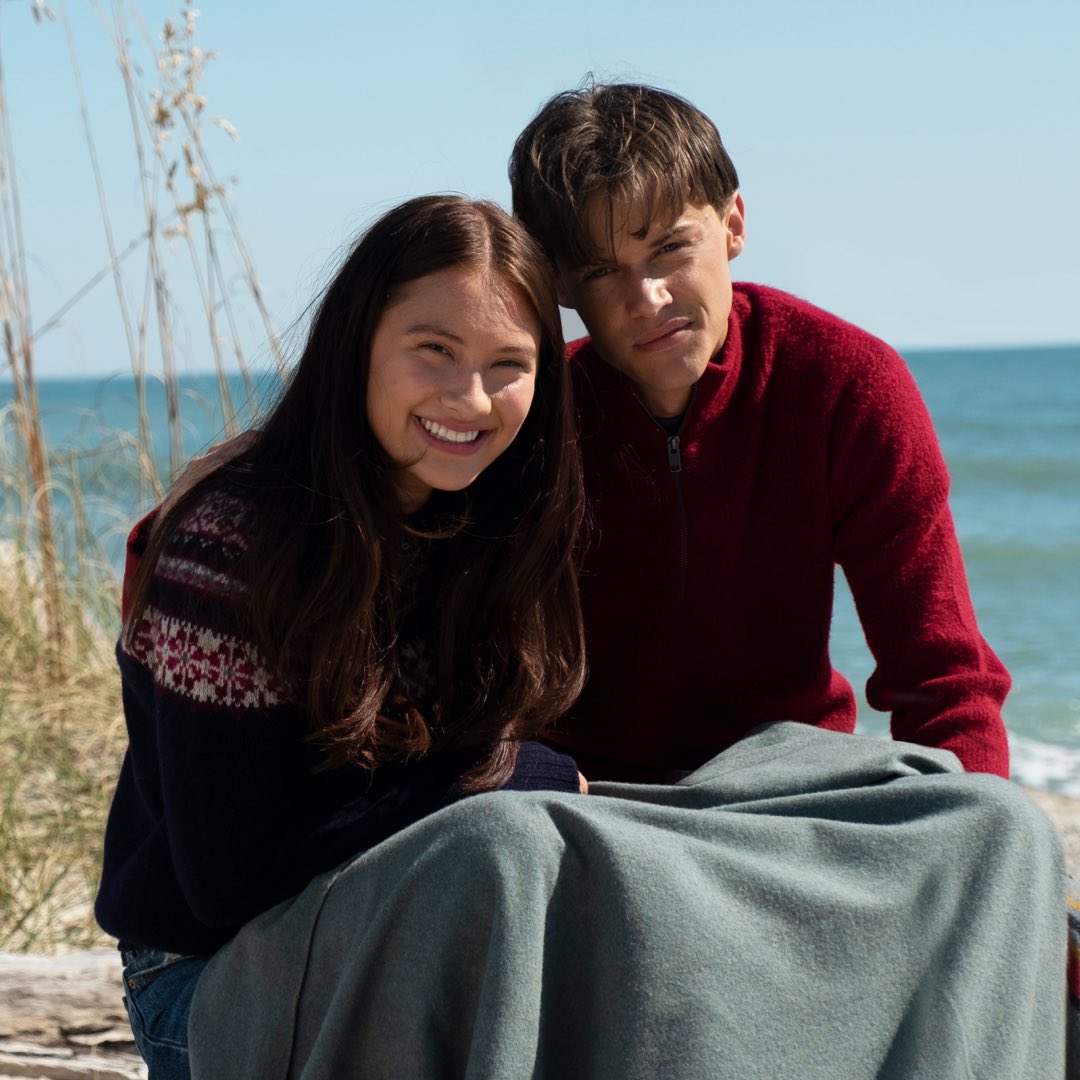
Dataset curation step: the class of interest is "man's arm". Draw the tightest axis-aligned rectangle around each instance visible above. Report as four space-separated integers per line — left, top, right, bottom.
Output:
829 342 1010 776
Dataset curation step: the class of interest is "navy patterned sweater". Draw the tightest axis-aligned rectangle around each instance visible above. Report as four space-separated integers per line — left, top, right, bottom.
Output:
95 482 579 954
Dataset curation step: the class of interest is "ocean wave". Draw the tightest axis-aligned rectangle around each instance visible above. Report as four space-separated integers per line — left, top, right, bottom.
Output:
1010 731 1080 795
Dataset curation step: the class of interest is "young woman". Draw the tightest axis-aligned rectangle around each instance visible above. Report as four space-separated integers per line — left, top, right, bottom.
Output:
95 195 587 1079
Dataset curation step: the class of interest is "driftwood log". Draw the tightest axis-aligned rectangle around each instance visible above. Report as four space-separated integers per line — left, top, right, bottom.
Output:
0 950 142 1079
1 788 1076 1079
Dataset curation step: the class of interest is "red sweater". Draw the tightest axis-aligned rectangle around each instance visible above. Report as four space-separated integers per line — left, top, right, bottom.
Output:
550 283 1010 781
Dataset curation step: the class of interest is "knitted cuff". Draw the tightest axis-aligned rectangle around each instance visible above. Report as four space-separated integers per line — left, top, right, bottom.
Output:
502 741 581 793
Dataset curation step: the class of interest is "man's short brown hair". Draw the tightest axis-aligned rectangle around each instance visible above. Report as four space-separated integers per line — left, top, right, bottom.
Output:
509 81 740 268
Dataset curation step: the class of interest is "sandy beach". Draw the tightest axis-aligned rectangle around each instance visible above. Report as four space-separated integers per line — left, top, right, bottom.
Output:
1029 787 1080 876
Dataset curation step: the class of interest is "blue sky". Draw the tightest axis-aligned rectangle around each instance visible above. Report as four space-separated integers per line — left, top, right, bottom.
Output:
4 0 1078 378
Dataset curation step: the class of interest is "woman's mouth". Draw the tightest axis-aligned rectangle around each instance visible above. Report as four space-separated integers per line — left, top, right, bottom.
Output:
420 418 481 443
416 417 491 453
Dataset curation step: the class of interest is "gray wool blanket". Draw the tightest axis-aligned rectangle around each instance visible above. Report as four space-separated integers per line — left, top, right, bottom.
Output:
188 723 1066 1079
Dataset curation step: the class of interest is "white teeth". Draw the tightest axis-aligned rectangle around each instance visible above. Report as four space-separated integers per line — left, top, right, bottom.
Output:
420 418 480 443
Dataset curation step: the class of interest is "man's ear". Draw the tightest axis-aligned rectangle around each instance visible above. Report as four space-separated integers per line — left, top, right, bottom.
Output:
555 269 575 309
552 263 578 311
725 192 746 260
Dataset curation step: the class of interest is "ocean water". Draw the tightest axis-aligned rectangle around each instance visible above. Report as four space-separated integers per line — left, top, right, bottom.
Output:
0 370 278 565
3 345 1078 791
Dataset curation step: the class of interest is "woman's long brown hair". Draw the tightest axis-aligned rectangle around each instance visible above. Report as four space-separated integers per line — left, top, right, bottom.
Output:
123 195 585 791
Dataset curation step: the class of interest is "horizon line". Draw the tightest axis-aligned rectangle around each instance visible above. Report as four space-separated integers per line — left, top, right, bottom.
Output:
5 340 1079 384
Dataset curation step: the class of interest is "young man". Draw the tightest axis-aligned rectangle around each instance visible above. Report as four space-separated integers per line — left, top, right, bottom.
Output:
509 82 1011 782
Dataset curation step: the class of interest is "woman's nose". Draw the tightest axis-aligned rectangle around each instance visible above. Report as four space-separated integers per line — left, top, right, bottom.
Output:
440 369 490 415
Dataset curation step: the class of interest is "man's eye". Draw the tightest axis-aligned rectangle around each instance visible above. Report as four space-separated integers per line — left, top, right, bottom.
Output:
583 266 614 283
658 242 685 255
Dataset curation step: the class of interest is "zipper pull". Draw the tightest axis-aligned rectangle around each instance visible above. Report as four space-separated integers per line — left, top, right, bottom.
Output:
667 434 682 474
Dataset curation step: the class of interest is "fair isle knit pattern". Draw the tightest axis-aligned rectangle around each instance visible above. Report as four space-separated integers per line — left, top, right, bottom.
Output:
121 486 284 712
126 608 282 710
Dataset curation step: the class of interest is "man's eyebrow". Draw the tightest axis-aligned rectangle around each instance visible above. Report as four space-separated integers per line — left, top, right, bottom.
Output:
405 323 536 356
650 222 696 245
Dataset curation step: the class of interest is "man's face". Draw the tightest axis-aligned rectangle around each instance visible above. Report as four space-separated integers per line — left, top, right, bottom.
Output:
556 196 745 418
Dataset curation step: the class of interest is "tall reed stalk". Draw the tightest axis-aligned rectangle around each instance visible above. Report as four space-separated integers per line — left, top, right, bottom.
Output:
0 33 65 664
0 0 280 950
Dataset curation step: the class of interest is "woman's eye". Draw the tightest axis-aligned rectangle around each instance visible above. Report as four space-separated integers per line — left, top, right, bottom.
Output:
421 342 451 356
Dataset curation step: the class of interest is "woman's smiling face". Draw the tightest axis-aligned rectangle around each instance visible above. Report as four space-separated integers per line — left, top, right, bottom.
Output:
366 264 541 513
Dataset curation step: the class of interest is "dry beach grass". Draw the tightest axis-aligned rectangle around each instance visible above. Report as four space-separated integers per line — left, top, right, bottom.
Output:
0 546 122 953
0 0 273 953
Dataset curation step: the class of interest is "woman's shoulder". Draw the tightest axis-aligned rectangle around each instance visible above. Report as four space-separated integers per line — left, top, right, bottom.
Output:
122 472 260 635
123 474 285 710
157 475 258 592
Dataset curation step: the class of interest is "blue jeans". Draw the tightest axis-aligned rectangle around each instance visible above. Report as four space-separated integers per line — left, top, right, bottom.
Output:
121 947 210 1080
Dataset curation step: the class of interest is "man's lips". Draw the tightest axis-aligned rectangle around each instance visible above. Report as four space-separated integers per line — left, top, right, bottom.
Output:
634 318 692 350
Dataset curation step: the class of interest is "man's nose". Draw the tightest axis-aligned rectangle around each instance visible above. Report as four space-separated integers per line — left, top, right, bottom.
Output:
627 275 670 316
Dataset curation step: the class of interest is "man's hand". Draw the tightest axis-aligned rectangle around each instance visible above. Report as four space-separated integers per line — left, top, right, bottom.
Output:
578 771 589 795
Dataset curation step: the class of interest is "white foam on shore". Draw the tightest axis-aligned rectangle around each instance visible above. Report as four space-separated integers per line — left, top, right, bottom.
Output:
1009 732 1080 795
